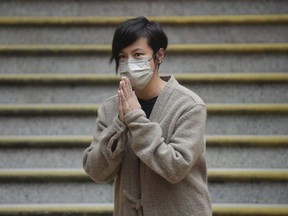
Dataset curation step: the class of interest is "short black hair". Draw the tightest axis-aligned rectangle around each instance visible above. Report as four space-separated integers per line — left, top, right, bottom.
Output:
110 16 168 73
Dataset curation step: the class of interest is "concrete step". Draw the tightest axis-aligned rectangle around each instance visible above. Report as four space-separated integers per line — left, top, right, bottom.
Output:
1 0 288 16
1 181 286 204
2 24 286 45
0 203 287 216
2 15 288 26
0 203 114 216
1 145 287 169
0 168 287 204
0 182 113 204
11 168 286 182
0 103 287 116
0 104 287 135
0 73 287 104
1 43 288 54
1 135 287 148
0 53 287 74
1 73 288 84
0 15 287 44
0 135 287 169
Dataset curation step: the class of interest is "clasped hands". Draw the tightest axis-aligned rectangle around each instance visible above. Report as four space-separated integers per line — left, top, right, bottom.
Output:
118 77 141 122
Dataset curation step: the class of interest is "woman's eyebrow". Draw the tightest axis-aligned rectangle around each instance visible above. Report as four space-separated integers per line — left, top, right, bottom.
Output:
119 47 144 55
132 48 144 52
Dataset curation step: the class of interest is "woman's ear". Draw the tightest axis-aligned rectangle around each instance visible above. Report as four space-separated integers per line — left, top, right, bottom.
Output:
156 48 165 64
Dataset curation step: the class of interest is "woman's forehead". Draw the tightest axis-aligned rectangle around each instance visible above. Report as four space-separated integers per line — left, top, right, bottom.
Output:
120 38 152 54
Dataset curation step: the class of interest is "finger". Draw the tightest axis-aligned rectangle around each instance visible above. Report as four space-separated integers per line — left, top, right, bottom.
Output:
118 90 124 121
122 77 133 97
118 90 121 107
118 90 121 110
120 89 127 105
120 79 128 98
119 89 129 115
119 80 127 99
122 76 130 85
119 80 124 90
124 77 133 92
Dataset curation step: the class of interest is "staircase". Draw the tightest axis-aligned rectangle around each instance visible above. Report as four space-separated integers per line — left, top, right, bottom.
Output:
0 0 288 215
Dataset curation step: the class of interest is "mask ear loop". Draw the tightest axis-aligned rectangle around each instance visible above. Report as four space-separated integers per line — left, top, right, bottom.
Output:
149 53 157 73
152 51 163 73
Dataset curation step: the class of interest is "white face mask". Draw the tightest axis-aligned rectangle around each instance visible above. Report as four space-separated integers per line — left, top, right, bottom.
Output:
118 57 153 90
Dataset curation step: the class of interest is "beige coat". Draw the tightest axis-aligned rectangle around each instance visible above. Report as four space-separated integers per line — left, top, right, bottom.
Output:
83 76 212 216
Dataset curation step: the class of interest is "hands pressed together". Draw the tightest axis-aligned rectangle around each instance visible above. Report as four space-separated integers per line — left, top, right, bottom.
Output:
118 77 141 122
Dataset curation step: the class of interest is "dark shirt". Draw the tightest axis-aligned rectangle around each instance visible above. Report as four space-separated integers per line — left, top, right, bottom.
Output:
138 96 158 119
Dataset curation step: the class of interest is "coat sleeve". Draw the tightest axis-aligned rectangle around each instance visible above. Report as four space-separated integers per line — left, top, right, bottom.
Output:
124 104 206 184
82 103 127 183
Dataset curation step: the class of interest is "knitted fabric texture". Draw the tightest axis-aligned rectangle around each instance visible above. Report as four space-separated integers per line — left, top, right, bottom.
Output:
83 76 212 216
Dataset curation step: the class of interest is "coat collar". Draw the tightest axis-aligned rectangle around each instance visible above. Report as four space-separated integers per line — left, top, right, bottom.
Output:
149 75 178 121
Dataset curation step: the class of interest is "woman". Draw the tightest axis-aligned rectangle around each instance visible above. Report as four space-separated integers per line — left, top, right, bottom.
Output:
83 16 212 216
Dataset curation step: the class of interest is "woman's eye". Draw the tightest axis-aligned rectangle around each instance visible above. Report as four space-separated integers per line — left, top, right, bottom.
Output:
118 55 126 60
135 53 144 58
